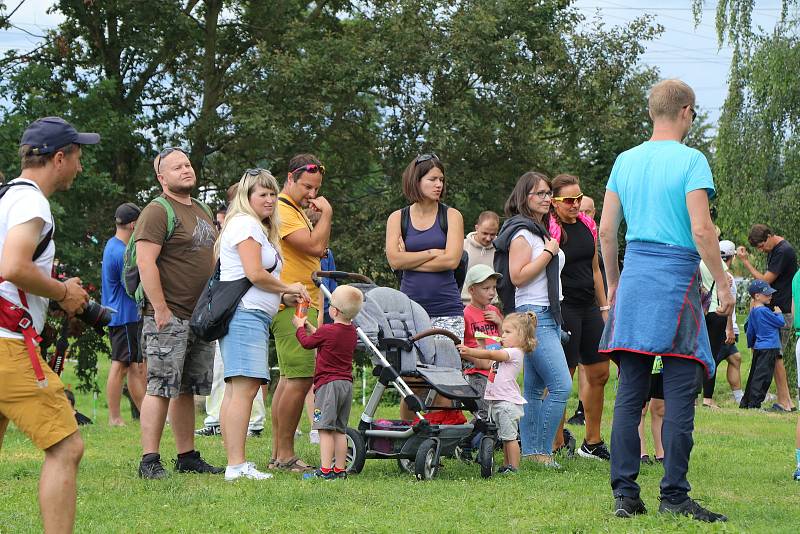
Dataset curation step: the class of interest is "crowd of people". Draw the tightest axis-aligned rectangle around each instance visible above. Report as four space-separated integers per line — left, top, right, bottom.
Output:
1 79 799 532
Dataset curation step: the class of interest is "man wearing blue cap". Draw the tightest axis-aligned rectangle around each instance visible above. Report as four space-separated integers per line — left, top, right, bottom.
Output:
0 116 98 533
740 279 786 409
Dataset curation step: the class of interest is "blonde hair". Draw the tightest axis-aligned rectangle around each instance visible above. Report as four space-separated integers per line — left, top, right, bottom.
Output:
648 79 695 121
330 285 364 320
503 312 538 353
214 169 281 258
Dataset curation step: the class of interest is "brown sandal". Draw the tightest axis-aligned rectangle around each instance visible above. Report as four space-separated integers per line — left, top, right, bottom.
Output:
275 457 316 473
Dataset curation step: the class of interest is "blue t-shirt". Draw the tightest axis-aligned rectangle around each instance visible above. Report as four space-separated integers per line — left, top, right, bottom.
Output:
101 236 139 326
607 141 715 249
745 306 785 350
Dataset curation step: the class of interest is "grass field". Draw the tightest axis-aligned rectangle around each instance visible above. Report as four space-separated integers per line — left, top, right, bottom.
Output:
1 344 799 533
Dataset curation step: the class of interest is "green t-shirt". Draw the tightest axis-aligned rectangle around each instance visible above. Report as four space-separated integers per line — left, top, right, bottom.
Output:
792 270 800 333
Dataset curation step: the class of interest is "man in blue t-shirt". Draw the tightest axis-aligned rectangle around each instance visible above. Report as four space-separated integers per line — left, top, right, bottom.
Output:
101 202 145 426
599 79 733 523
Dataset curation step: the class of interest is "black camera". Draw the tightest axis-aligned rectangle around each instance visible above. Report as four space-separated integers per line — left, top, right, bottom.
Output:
76 300 115 331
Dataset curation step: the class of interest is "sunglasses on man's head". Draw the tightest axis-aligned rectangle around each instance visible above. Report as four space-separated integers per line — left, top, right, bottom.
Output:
290 163 325 176
415 153 440 166
156 146 187 172
553 194 584 206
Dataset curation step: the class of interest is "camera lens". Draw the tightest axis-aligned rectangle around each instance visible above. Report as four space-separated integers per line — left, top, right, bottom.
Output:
76 300 114 329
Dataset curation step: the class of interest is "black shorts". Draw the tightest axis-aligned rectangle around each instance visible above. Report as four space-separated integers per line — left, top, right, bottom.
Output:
717 334 740 360
561 302 608 368
108 322 142 365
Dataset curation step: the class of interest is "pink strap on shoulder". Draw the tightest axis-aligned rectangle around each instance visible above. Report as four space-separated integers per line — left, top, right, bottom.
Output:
578 212 598 243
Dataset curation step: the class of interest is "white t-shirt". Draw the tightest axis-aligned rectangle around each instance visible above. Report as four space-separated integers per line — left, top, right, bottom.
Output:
511 229 565 307
0 179 55 338
219 214 282 317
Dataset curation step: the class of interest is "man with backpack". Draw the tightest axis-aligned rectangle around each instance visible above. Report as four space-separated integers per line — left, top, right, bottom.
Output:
134 147 222 479
0 116 96 533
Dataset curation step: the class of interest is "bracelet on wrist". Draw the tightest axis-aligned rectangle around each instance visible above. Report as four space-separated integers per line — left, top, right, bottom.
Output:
599 305 610 311
543 249 554 258
57 282 68 303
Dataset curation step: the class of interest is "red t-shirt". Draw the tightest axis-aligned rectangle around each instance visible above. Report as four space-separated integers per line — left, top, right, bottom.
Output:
463 304 503 376
295 322 357 391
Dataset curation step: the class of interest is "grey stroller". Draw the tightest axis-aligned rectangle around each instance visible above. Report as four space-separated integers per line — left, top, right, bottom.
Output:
313 271 496 480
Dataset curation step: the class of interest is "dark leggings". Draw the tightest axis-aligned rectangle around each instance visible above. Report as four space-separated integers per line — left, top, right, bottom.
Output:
701 313 728 399
740 348 780 408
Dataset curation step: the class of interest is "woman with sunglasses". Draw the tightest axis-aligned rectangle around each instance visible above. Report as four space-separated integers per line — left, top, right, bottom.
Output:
216 169 309 481
385 153 465 418
548 174 611 461
496 171 571 467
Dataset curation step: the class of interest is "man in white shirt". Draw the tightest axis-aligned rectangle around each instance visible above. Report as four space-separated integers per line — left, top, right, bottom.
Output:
0 116 96 533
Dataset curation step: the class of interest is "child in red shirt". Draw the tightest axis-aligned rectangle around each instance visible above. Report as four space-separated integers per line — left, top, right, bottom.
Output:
462 264 504 419
292 285 364 480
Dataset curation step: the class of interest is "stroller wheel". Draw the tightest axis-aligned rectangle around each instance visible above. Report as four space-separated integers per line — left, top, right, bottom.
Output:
414 438 440 481
478 436 495 478
397 457 414 475
344 427 366 474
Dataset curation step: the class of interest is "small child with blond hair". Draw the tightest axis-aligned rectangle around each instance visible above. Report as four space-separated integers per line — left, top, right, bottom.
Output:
458 312 537 474
292 285 364 479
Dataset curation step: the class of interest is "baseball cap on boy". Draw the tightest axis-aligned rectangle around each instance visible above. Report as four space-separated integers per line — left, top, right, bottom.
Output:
20 117 100 154
748 279 776 296
114 202 141 225
719 240 736 258
464 264 501 289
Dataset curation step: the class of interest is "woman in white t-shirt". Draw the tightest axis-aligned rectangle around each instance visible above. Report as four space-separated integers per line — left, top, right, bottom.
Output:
217 169 309 481
504 171 571 467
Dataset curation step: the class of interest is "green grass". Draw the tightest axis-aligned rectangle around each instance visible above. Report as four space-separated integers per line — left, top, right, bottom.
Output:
1 347 799 533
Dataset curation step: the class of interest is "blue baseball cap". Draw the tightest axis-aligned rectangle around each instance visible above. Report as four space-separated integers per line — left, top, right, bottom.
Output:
20 117 100 155
748 279 776 296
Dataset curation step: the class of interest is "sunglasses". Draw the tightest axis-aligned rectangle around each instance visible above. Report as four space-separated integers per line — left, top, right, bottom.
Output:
244 168 269 176
415 153 440 166
528 190 553 199
290 163 325 176
553 194 584 206
155 146 187 172
684 105 697 122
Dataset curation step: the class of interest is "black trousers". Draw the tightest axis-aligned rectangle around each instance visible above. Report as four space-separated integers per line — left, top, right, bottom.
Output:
611 352 700 504
739 348 779 409
702 313 729 399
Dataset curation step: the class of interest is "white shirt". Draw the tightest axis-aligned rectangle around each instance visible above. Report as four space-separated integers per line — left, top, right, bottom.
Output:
511 229 565 307
0 179 55 338
219 214 282 316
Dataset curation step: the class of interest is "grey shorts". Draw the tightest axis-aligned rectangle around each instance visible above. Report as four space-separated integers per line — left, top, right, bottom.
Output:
312 380 353 433
489 400 524 442
142 315 214 399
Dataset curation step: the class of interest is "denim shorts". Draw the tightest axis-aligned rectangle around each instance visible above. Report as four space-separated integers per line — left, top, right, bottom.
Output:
219 306 273 383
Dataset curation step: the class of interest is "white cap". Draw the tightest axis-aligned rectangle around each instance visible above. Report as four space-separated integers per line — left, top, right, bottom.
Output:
720 240 736 258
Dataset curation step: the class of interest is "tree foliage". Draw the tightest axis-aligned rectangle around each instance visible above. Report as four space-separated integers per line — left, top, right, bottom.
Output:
1 1 662 389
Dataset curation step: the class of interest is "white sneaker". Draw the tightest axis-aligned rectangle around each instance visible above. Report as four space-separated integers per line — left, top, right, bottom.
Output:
225 462 273 481
765 393 777 402
309 429 320 444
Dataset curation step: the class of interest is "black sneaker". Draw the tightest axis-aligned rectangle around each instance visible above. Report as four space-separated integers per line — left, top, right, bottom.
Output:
138 457 169 480
247 428 263 438
640 454 653 465
614 495 647 518
303 468 337 480
194 425 220 437
554 428 576 458
567 410 585 426
658 497 727 522
578 440 611 461
173 451 224 474
334 469 348 480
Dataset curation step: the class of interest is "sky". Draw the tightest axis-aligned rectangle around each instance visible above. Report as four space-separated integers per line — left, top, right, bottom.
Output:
0 1 792 126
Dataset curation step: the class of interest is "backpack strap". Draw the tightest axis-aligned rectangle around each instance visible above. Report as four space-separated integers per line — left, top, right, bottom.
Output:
400 206 411 241
437 202 449 235
151 196 177 241
401 203 449 240
192 198 213 220
279 196 313 231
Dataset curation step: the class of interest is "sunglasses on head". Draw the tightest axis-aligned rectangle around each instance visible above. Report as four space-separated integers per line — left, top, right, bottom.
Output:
415 153 440 166
553 193 584 206
244 168 269 177
155 146 187 172
290 163 325 176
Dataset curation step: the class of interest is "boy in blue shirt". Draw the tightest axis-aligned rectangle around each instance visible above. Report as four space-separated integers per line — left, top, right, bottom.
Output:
740 279 785 409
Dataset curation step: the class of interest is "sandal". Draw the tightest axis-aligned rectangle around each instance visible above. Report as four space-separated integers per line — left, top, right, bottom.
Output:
275 457 316 473
267 457 277 470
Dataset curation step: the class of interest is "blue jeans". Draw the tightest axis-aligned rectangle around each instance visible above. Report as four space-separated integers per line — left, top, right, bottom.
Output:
219 306 272 382
516 304 572 456
610 351 699 503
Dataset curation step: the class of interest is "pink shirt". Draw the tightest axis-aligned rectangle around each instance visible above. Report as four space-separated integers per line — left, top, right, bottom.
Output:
484 347 526 405
463 304 503 376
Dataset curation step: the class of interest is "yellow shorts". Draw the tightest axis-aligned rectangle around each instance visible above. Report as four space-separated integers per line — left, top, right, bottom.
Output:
0 338 78 450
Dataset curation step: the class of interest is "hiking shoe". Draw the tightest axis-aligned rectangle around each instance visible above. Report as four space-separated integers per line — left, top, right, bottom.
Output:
658 497 727 522
195 425 220 437
567 410 585 426
497 465 518 474
138 457 169 480
173 451 224 474
247 428 263 438
614 495 647 518
225 462 273 481
334 469 348 479
302 468 337 480
555 428 576 458
578 440 611 461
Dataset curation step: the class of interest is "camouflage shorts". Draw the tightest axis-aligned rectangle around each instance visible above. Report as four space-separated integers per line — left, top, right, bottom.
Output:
142 315 214 398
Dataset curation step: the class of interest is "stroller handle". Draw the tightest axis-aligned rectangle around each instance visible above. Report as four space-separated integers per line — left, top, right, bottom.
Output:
312 271 374 286
411 328 461 345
